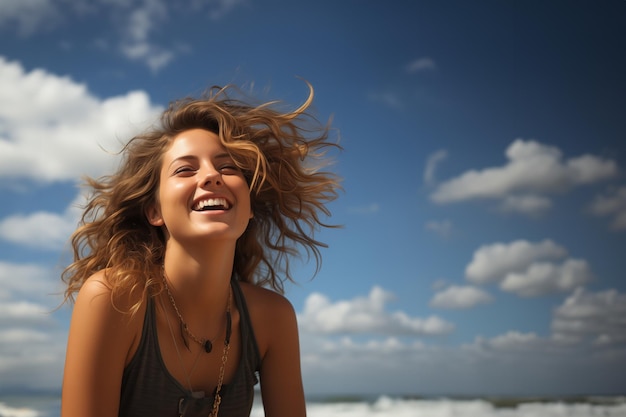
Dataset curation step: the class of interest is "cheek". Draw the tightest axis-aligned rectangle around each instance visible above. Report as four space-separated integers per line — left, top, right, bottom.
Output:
160 179 190 205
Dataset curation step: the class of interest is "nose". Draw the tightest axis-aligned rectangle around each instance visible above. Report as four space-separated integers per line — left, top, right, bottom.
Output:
200 167 222 188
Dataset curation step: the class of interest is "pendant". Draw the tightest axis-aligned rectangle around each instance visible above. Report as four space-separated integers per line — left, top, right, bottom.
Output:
203 340 212 353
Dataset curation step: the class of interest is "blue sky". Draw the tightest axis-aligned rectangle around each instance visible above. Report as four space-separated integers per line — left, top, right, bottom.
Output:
0 0 625 397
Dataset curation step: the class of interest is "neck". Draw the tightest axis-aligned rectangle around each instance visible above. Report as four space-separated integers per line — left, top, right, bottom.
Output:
162 239 236 319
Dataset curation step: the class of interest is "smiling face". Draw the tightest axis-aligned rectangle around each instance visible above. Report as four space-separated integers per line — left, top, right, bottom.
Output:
147 128 252 247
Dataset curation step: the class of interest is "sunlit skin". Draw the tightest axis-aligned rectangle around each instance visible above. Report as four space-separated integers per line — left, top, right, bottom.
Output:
147 128 253 248
61 129 306 417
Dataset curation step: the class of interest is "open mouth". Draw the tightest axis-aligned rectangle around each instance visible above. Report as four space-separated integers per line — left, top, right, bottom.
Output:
192 197 231 211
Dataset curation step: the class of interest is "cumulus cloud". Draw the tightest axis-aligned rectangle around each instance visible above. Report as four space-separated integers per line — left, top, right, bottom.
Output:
500 259 593 297
299 286 454 336
423 149 448 185
464 240 593 297
466 239 567 284
406 57 436 73
588 186 626 231
430 139 618 215
0 193 85 250
552 287 626 347
0 57 161 183
430 285 493 309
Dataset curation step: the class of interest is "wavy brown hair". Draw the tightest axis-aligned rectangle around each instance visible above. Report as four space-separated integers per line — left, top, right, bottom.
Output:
62 83 341 313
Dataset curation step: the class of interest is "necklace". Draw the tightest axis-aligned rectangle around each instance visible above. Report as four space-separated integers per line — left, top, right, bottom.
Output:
163 276 228 353
160 280 233 417
161 296 204 397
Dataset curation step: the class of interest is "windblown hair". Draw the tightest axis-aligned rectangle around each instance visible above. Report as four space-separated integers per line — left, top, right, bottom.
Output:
62 83 341 313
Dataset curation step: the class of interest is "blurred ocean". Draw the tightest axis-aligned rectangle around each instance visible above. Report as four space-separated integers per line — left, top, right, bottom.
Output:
1 394 625 417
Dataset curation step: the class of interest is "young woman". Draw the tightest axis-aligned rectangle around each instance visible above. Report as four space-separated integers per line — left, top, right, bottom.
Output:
61 84 340 417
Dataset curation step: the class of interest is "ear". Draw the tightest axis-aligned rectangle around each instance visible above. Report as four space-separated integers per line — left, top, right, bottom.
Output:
146 204 164 226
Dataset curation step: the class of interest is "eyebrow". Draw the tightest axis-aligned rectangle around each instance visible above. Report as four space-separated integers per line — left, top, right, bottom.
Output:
168 152 233 169
168 152 233 168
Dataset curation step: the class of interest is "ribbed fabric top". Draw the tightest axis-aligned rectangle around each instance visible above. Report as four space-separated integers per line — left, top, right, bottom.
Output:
119 279 261 417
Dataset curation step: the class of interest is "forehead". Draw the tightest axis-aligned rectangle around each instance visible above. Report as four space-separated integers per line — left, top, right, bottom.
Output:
162 129 226 160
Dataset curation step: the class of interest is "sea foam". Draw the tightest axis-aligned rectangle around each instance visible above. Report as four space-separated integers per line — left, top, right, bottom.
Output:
253 396 626 417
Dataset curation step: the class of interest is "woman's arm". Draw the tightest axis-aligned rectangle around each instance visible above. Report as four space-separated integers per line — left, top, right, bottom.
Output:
258 294 307 417
61 271 140 417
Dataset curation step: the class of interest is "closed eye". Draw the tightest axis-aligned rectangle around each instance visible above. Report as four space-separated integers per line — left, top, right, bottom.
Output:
173 166 196 175
219 164 241 174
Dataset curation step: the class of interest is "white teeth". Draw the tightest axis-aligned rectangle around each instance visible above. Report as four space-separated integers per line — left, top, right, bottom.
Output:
194 198 229 210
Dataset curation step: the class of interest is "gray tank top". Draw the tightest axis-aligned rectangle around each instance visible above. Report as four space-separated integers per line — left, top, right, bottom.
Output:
119 279 261 417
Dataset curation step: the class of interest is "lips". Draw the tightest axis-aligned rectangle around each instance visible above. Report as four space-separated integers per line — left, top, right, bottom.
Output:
192 197 231 211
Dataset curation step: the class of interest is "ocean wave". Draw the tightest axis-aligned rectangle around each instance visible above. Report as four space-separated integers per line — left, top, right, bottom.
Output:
3 395 626 417
0 402 39 417
254 396 626 417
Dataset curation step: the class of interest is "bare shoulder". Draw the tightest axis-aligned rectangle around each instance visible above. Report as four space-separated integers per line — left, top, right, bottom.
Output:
71 269 145 363
238 282 298 357
239 282 296 315
62 270 146 416
239 283 306 416
76 270 144 315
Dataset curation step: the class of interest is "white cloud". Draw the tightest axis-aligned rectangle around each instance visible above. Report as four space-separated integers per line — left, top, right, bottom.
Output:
588 186 626 231
430 285 493 309
299 286 454 336
0 301 52 326
424 219 453 238
552 287 626 347
0 261 62 301
0 193 84 250
423 149 448 185
465 239 567 284
0 260 66 390
0 57 161 183
0 328 49 344
500 258 593 297
465 240 593 297
430 139 619 215
406 57 436 73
